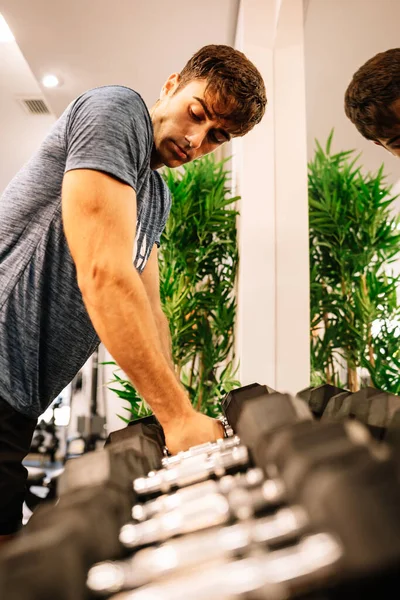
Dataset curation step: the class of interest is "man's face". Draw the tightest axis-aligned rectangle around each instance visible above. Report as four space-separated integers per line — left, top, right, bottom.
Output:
150 75 233 169
376 133 400 157
375 99 400 157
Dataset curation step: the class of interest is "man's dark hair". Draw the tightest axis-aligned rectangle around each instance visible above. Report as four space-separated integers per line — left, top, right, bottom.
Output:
344 48 400 141
177 44 267 136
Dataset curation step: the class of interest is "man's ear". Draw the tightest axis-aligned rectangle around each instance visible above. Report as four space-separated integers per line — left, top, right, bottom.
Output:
160 73 181 99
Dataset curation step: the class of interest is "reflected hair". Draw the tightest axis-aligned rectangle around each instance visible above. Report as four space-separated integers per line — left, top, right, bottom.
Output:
345 48 400 140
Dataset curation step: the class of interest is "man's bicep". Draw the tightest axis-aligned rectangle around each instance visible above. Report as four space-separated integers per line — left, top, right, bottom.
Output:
62 169 137 286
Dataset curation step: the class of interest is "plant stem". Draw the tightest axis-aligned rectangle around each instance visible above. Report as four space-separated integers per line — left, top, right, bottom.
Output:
197 355 204 412
322 304 332 383
341 276 360 391
348 365 359 392
189 353 196 390
361 274 376 371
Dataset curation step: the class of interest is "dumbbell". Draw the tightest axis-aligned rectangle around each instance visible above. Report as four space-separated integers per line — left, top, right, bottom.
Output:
222 383 275 432
324 386 378 423
322 387 400 443
0 437 162 600
161 415 400 564
121 421 366 548
103 533 342 600
87 506 308 595
321 389 353 421
106 413 233 462
103 445 400 600
113 397 400 599
386 408 400 446
161 435 240 468
119 475 288 550
131 468 266 521
104 414 165 471
0 504 126 600
134 445 250 497
250 416 400 580
222 388 313 465
121 420 390 553
297 383 350 418
24 432 157 537
305 382 400 445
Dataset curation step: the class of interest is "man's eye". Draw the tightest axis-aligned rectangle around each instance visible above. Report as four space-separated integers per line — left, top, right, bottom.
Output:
210 132 225 144
190 109 202 121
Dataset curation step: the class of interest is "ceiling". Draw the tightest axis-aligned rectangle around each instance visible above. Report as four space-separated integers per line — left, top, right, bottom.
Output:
0 0 239 191
0 0 239 115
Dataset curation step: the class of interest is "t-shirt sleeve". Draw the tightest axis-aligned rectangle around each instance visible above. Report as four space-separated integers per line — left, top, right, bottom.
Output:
64 86 152 192
154 178 172 248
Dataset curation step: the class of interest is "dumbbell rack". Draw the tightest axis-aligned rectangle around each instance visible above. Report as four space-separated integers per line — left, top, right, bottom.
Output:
1 383 400 600
87 385 400 600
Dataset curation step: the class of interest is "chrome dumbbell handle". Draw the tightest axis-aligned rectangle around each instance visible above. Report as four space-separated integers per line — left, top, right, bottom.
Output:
161 436 241 468
132 468 264 522
107 534 342 600
88 507 308 595
120 493 230 549
132 476 285 527
122 480 293 552
134 446 249 496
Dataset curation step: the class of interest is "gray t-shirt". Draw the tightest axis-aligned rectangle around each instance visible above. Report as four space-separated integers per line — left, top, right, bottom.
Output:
0 85 171 418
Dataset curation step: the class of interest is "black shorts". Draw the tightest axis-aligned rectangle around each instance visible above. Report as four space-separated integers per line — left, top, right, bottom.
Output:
0 396 37 535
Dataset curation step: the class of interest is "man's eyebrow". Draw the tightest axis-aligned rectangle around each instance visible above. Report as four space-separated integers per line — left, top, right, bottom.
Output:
387 134 400 146
193 96 231 141
193 96 213 120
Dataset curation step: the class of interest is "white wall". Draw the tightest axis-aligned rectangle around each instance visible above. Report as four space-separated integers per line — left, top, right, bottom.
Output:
0 41 55 193
305 0 400 189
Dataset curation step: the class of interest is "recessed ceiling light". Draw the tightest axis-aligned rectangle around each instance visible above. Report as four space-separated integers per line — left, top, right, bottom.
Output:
0 14 15 42
42 74 60 88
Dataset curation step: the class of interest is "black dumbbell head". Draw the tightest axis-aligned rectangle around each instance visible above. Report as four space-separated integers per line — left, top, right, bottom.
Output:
104 415 164 472
58 440 152 497
321 391 352 422
302 447 400 587
0 516 95 600
25 484 132 549
266 420 372 500
235 392 313 465
297 384 349 419
222 383 275 432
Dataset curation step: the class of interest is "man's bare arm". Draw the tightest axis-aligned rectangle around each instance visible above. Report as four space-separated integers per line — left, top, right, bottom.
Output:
62 169 222 452
140 245 174 371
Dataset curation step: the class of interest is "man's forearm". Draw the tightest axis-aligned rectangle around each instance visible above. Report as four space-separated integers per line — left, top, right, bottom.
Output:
155 311 174 372
80 266 194 429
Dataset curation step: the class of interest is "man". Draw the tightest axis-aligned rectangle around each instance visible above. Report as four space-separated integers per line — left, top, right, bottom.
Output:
0 44 267 540
345 48 400 156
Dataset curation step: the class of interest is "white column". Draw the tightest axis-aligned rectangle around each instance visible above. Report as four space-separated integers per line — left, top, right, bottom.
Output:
274 0 310 393
234 0 310 395
233 0 277 389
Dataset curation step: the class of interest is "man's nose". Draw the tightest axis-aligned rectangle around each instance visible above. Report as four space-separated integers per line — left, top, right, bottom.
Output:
185 128 206 150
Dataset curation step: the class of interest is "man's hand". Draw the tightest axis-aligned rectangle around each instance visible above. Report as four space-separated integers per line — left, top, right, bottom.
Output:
164 411 225 455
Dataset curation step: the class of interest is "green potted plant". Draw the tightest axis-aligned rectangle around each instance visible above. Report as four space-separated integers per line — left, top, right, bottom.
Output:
309 131 400 392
